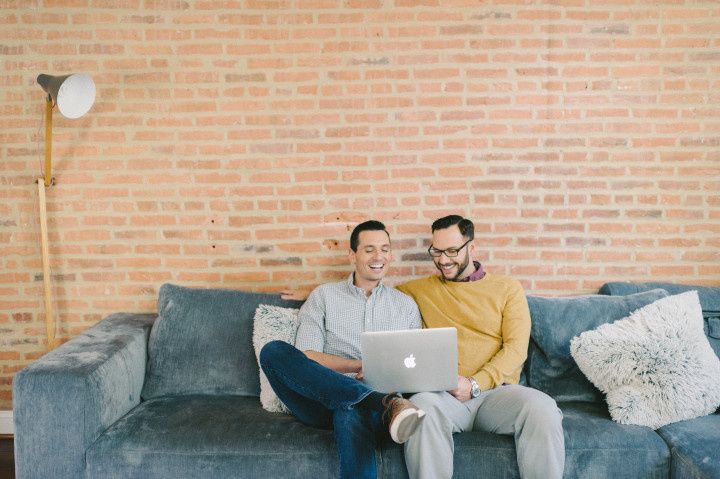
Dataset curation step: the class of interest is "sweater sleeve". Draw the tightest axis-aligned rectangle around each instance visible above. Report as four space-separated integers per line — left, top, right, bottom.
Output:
471 280 530 390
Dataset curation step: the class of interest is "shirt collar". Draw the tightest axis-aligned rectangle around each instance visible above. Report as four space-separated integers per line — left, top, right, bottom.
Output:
441 261 486 283
346 272 384 296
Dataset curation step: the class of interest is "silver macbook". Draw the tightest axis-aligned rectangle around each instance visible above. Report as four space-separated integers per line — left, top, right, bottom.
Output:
360 327 458 394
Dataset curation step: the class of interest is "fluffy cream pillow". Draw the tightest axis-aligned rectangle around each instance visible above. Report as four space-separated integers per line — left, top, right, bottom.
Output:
570 291 720 429
252 304 300 413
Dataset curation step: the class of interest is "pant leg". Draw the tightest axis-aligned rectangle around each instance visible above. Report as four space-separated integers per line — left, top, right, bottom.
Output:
259 340 375 425
260 341 383 478
333 408 382 479
473 384 565 479
403 391 477 479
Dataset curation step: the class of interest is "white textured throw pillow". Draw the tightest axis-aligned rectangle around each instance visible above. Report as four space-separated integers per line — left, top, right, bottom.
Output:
570 291 720 429
252 304 300 413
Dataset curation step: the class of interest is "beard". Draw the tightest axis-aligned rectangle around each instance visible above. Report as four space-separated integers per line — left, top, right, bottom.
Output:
434 253 471 281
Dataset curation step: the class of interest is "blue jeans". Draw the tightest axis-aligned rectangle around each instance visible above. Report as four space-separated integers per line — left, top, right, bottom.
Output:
259 340 383 479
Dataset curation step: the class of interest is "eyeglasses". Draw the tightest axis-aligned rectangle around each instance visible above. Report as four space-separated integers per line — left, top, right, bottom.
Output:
427 238 472 258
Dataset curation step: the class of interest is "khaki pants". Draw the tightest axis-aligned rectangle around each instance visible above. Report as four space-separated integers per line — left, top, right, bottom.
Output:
404 385 565 479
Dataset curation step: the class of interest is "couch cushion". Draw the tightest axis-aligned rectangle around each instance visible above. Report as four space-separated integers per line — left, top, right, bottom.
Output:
525 289 669 402
559 402 670 479
86 395 338 478
657 412 720 479
379 428 519 479
599 282 720 359
379 401 669 479
88 396 670 479
141 284 303 400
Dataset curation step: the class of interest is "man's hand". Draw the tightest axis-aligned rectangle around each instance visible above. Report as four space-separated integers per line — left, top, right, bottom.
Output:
448 375 472 402
280 289 310 301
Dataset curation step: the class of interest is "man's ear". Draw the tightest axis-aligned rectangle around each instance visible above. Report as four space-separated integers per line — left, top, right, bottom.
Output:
467 240 476 259
348 249 356 265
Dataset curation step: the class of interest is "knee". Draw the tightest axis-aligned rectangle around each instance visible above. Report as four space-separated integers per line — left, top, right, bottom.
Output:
517 388 563 429
409 391 447 411
409 393 454 436
259 340 292 368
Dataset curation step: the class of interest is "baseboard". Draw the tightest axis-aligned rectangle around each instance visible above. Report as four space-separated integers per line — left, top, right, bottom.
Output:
0 410 13 436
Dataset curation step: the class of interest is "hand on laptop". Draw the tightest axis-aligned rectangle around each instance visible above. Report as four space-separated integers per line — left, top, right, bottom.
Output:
448 375 472 402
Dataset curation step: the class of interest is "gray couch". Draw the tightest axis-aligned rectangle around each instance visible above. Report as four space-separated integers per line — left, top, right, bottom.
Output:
13 282 720 478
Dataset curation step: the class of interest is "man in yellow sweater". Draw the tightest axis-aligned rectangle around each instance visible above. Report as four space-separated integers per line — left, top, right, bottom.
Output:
396 215 565 479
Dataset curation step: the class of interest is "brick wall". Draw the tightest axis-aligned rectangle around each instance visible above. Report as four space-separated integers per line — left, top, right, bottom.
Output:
1 0 719 408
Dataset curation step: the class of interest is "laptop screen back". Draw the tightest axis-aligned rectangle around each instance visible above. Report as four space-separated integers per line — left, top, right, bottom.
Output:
360 327 458 394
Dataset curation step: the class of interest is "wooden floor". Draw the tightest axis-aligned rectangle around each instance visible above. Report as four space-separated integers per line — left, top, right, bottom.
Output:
0 436 13 479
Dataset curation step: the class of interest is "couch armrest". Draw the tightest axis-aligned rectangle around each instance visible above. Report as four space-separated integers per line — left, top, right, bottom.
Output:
13 313 156 479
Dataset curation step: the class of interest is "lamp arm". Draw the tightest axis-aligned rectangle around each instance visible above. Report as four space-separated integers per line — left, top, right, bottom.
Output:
38 180 55 350
44 96 53 187
40 95 56 349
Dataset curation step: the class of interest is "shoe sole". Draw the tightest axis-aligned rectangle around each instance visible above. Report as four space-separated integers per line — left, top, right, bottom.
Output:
390 408 426 444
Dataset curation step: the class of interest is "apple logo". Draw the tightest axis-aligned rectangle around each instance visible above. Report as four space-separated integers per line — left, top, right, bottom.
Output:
404 354 416 369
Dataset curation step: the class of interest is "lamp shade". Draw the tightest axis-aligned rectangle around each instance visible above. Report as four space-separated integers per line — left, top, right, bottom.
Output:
37 73 96 119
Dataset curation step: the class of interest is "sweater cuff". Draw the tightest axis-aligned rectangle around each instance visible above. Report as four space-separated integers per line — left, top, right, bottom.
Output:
473 370 495 391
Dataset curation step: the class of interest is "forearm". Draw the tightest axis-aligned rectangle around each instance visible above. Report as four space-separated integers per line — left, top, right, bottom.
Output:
472 282 530 390
304 350 362 374
470 319 529 390
472 342 527 390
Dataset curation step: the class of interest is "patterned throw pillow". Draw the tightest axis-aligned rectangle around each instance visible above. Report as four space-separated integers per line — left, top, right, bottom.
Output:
252 304 300 413
570 291 720 429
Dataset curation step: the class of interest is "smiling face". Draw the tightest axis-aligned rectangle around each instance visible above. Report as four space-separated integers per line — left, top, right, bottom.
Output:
349 229 392 293
431 225 475 281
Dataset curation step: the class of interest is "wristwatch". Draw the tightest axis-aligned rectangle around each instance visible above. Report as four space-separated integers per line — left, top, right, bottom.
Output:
468 377 481 398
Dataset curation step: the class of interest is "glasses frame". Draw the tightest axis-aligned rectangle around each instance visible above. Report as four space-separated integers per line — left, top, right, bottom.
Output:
427 238 473 258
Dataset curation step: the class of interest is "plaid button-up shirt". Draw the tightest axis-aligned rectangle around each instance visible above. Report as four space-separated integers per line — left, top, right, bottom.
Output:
294 273 421 360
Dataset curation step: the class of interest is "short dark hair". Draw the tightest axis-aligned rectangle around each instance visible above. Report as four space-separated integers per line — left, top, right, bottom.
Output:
350 220 389 252
431 215 474 240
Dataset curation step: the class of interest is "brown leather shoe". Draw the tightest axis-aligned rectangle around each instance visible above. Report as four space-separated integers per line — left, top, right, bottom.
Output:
382 394 426 444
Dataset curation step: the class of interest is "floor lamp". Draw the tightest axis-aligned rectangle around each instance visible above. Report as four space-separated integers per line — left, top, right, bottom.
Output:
36 73 95 349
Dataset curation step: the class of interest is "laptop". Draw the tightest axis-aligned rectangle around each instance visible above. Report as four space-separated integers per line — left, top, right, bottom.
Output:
360 327 458 394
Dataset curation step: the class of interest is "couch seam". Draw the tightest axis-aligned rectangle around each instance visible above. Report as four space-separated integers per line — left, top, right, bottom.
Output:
454 446 666 452
92 449 335 457
671 448 705 479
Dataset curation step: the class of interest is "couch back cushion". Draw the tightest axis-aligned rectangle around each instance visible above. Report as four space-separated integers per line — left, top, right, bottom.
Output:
600 282 720 359
525 289 669 403
141 283 303 400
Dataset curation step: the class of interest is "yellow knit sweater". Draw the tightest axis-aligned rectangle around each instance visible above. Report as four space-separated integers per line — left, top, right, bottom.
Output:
397 273 530 391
